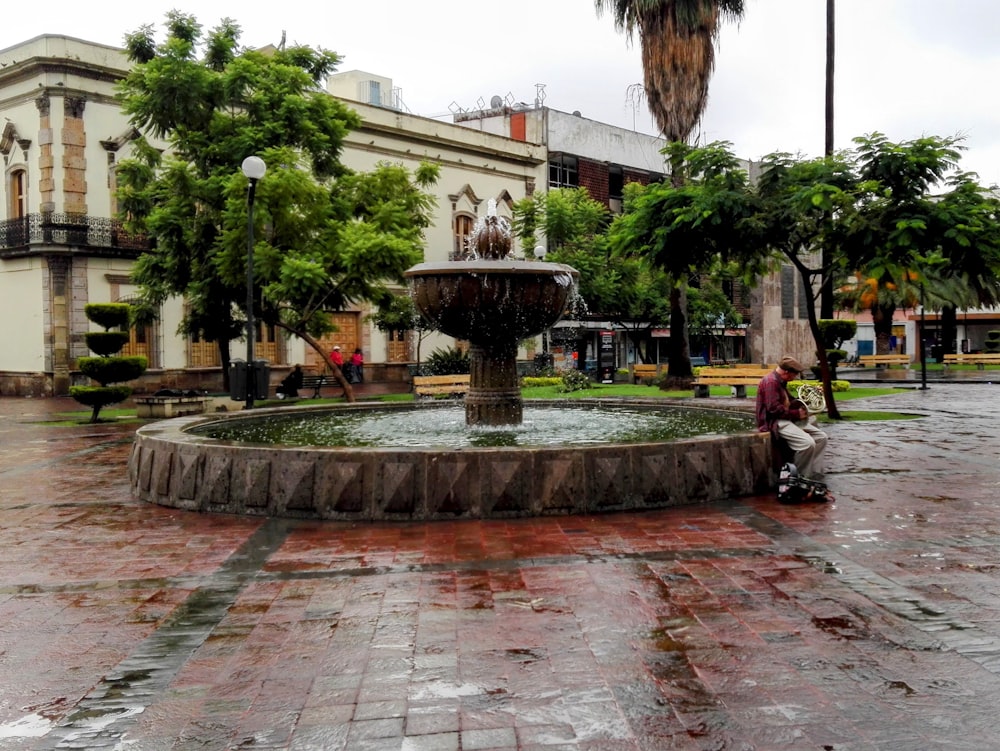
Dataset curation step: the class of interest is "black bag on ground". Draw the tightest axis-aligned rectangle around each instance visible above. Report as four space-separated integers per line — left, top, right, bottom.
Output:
777 463 834 504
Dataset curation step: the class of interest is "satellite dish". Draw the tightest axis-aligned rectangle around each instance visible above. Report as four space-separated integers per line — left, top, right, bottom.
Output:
490 95 503 108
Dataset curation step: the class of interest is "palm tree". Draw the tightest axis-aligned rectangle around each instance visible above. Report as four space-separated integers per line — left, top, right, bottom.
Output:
838 272 919 355
596 0 745 381
595 0 745 142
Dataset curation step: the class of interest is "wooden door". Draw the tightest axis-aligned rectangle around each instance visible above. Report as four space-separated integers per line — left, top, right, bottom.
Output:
307 313 360 371
386 328 410 362
188 332 219 367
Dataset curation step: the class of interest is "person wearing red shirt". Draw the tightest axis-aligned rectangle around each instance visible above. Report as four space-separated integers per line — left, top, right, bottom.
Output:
349 348 364 384
755 356 828 478
330 346 344 371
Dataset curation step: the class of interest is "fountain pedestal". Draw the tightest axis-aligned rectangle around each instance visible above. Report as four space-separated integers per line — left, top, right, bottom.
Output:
466 342 521 425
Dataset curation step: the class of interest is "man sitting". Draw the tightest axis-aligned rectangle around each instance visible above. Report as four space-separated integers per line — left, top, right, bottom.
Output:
755 356 828 478
276 364 304 400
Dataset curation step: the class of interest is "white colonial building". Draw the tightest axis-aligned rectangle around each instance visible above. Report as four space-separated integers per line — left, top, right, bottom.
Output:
0 34 842 397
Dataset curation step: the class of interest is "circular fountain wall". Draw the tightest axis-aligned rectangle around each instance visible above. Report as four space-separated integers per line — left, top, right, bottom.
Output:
129 401 773 521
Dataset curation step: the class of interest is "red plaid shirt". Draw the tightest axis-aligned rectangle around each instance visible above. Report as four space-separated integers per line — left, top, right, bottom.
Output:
755 369 799 436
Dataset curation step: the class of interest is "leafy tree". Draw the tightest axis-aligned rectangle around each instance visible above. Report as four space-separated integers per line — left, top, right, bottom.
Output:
369 294 434 366
116 13 437 401
513 187 610 252
513 188 672 363
214 150 437 384
755 148 865 417
687 272 747 363
608 142 764 381
846 133 1000 309
758 133 1000 416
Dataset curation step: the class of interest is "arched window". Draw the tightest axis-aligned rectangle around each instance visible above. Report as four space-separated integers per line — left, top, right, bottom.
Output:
454 214 475 260
9 169 26 219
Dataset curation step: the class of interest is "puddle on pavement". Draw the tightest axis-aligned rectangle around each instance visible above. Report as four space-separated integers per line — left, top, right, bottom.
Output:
0 713 53 739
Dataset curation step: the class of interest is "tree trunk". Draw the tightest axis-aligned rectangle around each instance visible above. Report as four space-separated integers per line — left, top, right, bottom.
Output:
277 324 355 402
871 302 896 355
665 285 693 381
940 305 958 355
797 264 841 420
218 340 231 392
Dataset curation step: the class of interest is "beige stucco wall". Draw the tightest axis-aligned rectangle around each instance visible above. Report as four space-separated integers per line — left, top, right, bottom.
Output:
0 258 44 370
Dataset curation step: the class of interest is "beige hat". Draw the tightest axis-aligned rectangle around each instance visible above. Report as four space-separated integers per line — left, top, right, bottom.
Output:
333 346 341 350
779 356 805 373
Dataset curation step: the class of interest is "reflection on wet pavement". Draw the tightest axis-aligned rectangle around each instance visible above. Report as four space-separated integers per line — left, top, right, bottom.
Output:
3 387 1000 749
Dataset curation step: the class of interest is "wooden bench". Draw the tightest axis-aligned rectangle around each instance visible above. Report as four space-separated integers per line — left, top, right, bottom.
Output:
300 373 330 398
632 364 662 384
413 374 470 398
693 366 775 398
942 353 1000 369
633 358 707 383
858 354 910 368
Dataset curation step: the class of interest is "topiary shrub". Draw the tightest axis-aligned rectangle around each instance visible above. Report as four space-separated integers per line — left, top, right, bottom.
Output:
69 303 147 423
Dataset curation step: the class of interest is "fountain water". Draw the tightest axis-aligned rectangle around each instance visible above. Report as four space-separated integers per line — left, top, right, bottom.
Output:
405 200 577 425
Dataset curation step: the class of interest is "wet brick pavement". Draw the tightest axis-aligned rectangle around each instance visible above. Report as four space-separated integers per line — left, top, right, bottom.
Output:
1 385 1000 750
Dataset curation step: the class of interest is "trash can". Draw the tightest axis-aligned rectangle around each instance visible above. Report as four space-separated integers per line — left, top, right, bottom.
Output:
252 359 270 399
230 359 248 401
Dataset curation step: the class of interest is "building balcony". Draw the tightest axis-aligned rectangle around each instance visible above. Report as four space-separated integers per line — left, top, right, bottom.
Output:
0 213 150 258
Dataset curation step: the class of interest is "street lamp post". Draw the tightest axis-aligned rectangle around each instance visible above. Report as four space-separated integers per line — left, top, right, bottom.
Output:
534 246 550 355
241 156 266 409
919 283 928 391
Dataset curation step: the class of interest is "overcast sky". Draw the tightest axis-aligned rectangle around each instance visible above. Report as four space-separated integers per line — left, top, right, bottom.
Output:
6 0 999 187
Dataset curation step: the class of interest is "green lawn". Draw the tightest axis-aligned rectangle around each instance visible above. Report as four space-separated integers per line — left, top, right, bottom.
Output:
519 382 906 402
38 381 912 425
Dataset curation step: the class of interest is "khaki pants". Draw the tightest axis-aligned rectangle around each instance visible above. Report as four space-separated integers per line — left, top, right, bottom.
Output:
776 418 828 478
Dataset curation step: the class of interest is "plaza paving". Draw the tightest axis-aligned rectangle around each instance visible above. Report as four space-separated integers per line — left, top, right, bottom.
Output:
1 383 1000 750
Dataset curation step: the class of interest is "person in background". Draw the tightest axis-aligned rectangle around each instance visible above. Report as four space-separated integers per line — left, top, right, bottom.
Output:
755 356 829 478
276 364 303 399
349 348 364 384
330 345 344 374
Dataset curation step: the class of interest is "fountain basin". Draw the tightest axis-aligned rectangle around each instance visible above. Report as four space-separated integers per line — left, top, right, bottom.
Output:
129 401 773 521
405 260 578 342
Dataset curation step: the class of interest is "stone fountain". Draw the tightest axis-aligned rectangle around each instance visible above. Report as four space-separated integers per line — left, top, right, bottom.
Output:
128 203 773 520
404 200 578 426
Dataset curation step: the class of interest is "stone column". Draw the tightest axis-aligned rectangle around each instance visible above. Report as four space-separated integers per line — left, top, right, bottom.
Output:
48 255 71 395
466 341 522 426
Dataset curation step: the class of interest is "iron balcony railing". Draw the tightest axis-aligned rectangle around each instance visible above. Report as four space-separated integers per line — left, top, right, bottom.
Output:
0 213 150 257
